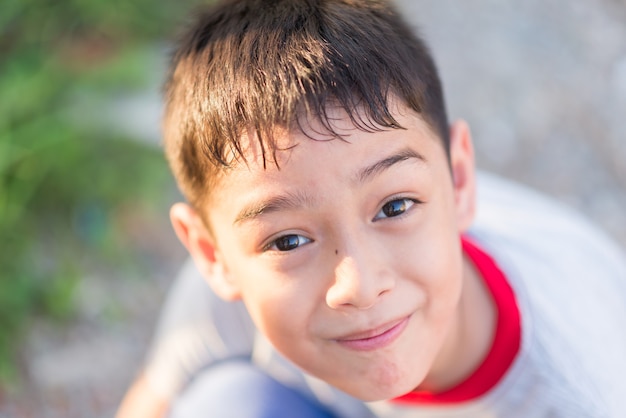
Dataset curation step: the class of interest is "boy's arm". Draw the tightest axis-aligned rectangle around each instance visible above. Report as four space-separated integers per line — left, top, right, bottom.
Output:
115 373 169 418
116 259 256 417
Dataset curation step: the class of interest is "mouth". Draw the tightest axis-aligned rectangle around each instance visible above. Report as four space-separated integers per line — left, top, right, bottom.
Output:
335 316 410 351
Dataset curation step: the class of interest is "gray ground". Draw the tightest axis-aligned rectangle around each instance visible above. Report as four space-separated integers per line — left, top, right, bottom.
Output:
3 1 625 417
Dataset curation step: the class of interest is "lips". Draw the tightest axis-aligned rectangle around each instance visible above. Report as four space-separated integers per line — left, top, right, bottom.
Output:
335 316 410 351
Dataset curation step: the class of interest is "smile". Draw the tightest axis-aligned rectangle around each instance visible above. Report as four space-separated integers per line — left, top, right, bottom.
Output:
335 316 410 351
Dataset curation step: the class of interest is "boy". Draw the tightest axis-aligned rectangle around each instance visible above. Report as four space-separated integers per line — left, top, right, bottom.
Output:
117 0 626 416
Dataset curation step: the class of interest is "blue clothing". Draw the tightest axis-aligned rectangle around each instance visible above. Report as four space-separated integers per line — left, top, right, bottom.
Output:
169 360 336 418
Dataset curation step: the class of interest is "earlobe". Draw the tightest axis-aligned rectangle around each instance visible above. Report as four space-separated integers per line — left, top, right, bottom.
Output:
449 120 477 232
170 203 242 301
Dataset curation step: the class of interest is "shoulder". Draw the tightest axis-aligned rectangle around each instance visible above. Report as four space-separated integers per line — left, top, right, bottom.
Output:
470 172 626 416
470 172 626 332
472 171 625 273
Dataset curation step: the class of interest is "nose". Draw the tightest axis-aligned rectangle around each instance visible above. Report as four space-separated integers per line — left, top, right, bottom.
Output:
325 242 395 310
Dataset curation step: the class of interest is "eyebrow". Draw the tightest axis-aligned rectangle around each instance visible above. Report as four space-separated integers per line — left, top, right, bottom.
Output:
233 147 426 225
234 191 314 225
356 147 426 184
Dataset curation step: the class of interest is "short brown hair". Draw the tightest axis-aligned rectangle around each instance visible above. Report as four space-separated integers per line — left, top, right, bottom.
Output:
163 0 448 209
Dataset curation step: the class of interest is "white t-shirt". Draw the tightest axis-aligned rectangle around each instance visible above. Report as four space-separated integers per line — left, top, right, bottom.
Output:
145 173 626 417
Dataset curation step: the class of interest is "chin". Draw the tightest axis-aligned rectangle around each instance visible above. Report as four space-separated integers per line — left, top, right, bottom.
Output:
336 377 421 402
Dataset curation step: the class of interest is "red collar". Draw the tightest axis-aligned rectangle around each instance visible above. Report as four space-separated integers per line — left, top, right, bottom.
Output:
393 236 521 405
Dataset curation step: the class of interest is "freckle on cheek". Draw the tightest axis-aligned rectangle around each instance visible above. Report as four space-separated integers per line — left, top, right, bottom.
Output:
335 249 338 255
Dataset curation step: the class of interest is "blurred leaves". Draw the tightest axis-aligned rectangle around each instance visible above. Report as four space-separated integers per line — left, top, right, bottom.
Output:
0 0 202 384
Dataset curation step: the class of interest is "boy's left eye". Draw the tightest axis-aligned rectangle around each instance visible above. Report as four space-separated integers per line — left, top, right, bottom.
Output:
266 234 312 252
373 198 416 221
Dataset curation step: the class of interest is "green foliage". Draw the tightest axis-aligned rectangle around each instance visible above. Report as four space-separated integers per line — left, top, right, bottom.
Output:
0 0 204 384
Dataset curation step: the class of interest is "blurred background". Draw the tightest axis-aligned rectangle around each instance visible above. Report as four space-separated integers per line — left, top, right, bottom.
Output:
1 0 624 417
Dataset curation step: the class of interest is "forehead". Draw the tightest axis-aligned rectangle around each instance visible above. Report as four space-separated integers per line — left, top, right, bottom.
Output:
202 103 445 213
238 100 440 167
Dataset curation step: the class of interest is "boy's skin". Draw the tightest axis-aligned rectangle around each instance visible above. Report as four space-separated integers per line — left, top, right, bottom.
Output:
172 104 495 398
117 104 496 417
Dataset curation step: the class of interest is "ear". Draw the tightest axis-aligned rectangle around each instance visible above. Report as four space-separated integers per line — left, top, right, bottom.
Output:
448 120 477 232
170 202 242 301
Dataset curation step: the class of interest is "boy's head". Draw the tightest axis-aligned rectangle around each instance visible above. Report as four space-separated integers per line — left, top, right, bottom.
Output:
165 0 481 402
163 0 449 211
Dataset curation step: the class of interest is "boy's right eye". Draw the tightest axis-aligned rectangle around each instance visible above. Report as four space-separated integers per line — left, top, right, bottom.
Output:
266 234 312 252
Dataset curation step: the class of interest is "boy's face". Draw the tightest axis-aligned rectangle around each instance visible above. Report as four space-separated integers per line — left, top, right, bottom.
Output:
181 104 476 401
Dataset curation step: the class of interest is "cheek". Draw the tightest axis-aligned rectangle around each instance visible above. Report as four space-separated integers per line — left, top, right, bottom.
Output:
237 272 316 345
426 250 464 328
400 212 463 314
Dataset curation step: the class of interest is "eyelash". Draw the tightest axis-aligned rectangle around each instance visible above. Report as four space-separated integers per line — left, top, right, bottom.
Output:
373 197 420 221
264 234 312 252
